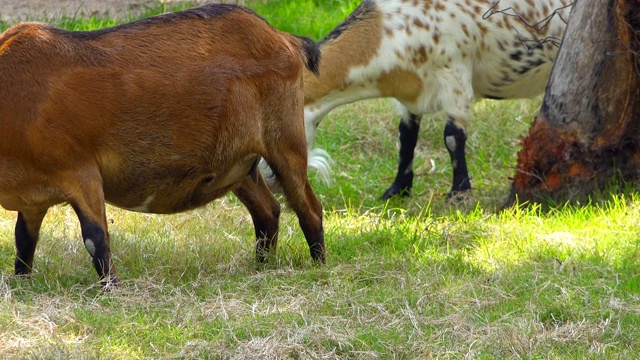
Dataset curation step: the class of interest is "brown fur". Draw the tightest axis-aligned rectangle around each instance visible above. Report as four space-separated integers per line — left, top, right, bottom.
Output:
303 1 383 107
0 4 325 286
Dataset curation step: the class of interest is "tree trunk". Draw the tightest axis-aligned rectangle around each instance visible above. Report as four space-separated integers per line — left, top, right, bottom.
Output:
505 0 640 206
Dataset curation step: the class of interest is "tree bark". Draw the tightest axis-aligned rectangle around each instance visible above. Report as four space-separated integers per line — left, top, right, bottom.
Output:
505 0 640 206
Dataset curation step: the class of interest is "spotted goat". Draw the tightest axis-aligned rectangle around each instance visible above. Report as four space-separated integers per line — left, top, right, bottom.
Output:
0 4 325 287
263 0 572 199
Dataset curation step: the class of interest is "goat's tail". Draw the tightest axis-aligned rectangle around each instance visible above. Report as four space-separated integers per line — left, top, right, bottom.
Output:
307 148 333 184
296 35 321 77
259 148 333 192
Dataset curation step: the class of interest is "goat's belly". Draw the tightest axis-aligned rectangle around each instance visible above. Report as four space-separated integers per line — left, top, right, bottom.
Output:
0 191 52 212
474 59 555 100
103 157 258 214
0 160 64 212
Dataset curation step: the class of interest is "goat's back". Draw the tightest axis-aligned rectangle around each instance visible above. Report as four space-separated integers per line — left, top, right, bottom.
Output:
305 0 571 115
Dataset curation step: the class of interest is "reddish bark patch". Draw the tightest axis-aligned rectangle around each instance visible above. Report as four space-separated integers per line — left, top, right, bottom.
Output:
503 0 640 208
506 116 594 206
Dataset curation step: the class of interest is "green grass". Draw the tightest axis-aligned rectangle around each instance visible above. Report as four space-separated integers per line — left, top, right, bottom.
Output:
2 1 640 358
247 0 361 40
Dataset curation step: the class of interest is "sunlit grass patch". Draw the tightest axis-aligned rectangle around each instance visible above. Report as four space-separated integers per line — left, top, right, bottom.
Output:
1 0 640 358
3 192 640 357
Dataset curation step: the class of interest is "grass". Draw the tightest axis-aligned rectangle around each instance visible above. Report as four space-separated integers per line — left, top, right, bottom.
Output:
1 0 640 358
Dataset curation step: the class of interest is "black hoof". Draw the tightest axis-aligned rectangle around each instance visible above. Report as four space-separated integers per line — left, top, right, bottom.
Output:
446 189 472 201
310 245 326 264
100 275 118 291
381 186 412 200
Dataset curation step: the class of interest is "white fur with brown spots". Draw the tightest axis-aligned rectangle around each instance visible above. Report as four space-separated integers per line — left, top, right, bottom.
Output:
263 0 572 199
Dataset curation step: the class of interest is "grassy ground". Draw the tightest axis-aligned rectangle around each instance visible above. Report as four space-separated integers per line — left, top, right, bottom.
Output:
1 0 640 358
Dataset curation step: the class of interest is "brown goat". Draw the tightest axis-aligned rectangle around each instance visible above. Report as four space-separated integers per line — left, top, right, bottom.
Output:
0 4 325 287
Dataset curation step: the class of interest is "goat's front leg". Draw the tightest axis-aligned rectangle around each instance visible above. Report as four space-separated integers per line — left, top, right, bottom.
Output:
381 112 422 200
444 117 471 198
14 209 48 275
69 170 117 287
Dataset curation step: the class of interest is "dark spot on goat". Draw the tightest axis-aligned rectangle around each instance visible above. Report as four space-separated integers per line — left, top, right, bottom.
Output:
510 50 523 62
514 58 546 75
500 74 514 85
484 94 504 100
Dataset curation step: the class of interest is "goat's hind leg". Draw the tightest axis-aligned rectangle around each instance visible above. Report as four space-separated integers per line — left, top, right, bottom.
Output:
444 117 470 198
381 111 422 200
233 176 281 262
14 209 48 275
264 149 325 264
439 65 473 199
